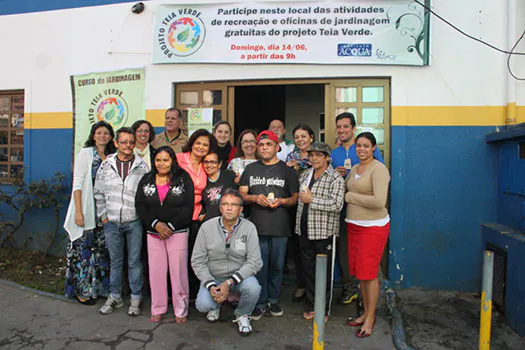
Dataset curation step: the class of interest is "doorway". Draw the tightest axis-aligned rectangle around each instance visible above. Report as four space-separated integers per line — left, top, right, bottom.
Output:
174 77 391 277
234 84 325 143
174 78 390 166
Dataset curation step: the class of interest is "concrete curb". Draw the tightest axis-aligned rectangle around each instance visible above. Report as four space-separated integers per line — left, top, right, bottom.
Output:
0 278 74 303
383 280 416 350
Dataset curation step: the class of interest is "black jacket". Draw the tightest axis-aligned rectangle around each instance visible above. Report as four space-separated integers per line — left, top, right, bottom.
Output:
135 169 194 233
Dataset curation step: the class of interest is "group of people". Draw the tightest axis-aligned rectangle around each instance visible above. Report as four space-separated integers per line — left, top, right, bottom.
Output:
63 108 390 338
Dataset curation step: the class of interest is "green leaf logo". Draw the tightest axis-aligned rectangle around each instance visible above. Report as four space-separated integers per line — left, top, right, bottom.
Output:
177 28 190 42
106 107 115 121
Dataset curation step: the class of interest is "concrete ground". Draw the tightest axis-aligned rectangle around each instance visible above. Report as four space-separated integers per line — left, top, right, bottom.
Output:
397 288 525 350
0 281 395 350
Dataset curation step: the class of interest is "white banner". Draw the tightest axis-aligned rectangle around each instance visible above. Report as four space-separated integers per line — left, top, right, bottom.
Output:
187 108 213 135
152 1 430 65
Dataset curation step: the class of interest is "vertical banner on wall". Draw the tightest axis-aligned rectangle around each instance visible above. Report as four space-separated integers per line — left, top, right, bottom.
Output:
187 108 213 135
70 68 146 157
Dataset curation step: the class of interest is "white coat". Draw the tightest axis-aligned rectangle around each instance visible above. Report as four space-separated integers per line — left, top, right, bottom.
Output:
63 147 97 241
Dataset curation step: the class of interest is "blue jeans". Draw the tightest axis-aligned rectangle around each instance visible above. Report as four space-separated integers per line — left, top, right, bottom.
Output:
195 276 261 317
103 219 143 300
256 236 288 309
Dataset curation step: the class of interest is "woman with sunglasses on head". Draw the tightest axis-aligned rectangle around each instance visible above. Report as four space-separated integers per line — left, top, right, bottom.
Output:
64 121 116 305
345 132 390 338
131 120 156 170
135 146 194 323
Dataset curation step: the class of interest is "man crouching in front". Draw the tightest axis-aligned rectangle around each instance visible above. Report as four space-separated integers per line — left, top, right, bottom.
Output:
191 189 262 336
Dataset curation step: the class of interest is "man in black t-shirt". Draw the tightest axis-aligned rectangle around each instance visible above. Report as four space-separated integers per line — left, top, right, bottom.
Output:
239 130 299 319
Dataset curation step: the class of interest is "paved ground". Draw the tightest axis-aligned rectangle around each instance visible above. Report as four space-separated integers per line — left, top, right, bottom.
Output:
0 281 395 350
398 289 525 350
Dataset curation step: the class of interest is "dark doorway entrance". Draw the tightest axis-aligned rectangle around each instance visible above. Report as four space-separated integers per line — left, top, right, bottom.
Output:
233 84 325 143
234 85 286 141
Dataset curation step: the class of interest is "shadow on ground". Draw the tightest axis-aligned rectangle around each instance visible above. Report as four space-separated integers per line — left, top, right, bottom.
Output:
398 289 525 350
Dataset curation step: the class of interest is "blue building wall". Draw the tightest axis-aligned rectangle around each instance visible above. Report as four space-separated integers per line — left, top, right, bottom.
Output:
389 126 499 291
498 139 525 230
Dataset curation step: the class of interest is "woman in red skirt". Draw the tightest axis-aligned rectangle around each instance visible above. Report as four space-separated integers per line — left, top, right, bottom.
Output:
344 132 390 338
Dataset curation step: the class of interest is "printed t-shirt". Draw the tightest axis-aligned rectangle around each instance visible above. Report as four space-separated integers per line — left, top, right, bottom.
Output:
240 160 299 237
202 169 237 222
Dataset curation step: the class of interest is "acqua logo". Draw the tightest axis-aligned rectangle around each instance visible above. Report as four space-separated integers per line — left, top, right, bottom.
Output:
96 96 128 128
158 9 206 58
337 44 372 57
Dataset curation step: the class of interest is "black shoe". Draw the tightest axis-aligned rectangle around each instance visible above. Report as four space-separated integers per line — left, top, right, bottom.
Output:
251 306 267 321
267 303 284 317
340 286 359 305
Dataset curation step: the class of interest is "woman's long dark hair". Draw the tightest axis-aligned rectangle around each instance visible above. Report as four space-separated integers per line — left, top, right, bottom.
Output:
212 120 232 134
355 132 378 159
355 131 377 147
182 128 217 154
292 124 315 142
151 146 183 180
131 119 155 143
84 121 116 154
234 129 258 158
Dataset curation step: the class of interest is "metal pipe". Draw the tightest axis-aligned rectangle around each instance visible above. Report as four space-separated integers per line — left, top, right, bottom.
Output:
506 0 517 125
479 250 494 350
313 254 327 350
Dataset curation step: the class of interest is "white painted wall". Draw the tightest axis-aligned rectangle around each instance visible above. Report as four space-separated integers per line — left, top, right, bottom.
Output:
513 0 525 105
0 0 523 114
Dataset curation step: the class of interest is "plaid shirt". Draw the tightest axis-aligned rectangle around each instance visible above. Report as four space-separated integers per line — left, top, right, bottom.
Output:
295 165 345 240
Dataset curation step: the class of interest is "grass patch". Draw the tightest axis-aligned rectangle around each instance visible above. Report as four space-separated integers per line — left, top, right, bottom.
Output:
0 246 65 295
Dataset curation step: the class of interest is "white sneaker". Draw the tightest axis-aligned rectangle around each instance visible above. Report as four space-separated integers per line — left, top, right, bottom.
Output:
233 315 252 336
207 307 220 322
128 298 141 316
99 295 124 315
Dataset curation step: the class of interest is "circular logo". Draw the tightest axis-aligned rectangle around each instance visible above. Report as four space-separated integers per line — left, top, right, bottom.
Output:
189 109 202 121
97 97 128 128
167 16 205 57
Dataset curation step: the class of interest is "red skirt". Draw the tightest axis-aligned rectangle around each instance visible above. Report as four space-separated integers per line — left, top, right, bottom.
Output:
347 222 390 281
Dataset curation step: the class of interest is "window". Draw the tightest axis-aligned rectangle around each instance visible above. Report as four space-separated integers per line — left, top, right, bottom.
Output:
0 90 24 182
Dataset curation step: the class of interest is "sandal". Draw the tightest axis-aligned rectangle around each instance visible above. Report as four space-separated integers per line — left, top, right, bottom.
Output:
76 296 96 305
347 316 365 327
150 314 162 323
302 311 329 322
356 327 373 338
302 311 315 320
175 316 187 324
355 318 376 338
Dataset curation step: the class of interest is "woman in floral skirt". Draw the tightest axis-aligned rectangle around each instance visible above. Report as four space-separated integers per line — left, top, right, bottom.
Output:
63 121 116 304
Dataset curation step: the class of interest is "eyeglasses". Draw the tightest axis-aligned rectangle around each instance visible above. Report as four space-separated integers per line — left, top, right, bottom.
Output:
220 202 241 208
136 129 150 133
203 160 219 165
241 140 256 145
118 140 135 145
